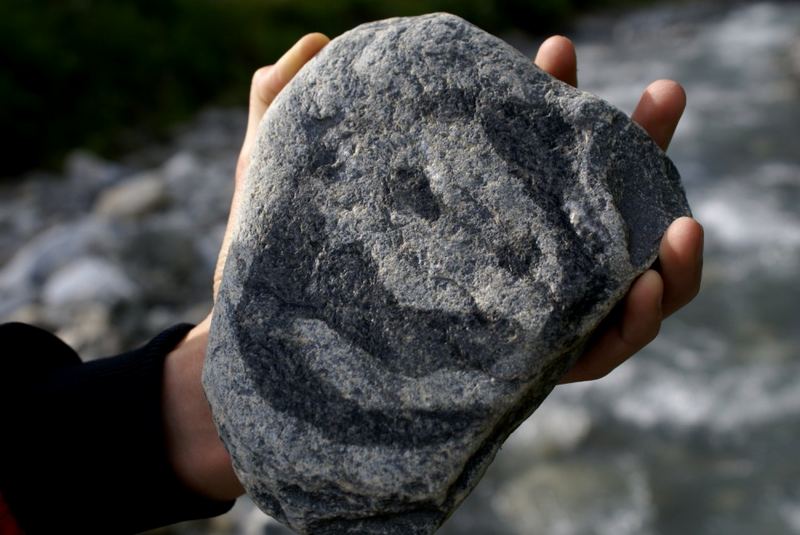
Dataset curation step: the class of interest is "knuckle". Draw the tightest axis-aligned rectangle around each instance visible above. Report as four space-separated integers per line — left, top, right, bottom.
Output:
252 66 271 85
644 321 661 345
691 269 703 299
646 318 662 344
689 282 701 302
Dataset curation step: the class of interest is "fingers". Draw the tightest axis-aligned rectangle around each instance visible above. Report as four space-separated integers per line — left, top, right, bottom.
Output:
238 33 330 180
534 35 578 87
560 269 663 383
631 79 686 150
251 33 330 122
659 216 703 317
535 39 684 152
559 216 703 384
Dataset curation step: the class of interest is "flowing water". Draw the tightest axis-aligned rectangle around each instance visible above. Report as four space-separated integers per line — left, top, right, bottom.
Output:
439 2 800 534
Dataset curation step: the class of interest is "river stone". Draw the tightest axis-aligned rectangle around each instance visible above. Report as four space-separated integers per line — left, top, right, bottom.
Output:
204 12 691 535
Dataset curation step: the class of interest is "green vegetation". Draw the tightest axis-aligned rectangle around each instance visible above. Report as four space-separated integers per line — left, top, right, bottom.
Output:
0 0 643 178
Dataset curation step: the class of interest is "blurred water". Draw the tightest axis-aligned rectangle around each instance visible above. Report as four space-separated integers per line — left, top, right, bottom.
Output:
440 2 800 534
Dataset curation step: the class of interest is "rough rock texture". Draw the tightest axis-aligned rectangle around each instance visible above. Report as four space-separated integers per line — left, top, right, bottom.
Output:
204 13 690 535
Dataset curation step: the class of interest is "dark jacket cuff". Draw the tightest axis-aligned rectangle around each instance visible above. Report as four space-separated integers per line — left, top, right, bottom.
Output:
0 323 235 534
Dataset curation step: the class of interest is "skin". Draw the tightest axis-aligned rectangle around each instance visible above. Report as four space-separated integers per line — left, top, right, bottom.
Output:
162 33 704 501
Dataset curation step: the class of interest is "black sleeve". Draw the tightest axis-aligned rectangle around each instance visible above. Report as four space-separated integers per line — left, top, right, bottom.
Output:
0 322 235 534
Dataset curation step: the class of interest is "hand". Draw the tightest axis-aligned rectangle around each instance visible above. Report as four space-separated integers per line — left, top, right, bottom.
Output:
162 33 330 501
531 36 704 384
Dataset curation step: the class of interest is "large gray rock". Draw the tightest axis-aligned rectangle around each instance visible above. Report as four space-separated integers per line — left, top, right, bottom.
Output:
204 13 690 534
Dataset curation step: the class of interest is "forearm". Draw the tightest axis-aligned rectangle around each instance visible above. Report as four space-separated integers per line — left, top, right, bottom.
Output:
162 314 244 501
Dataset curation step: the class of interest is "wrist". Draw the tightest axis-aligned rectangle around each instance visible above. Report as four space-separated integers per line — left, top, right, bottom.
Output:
162 314 244 501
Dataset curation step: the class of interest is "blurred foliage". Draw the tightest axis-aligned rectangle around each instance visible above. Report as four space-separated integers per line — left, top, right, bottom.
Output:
0 0 641 178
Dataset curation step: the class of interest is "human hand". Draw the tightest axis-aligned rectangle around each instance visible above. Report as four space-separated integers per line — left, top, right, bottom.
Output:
531 37 704 383
162 33 329 501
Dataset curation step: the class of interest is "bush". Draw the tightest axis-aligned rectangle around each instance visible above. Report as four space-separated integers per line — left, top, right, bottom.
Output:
0 0 638 178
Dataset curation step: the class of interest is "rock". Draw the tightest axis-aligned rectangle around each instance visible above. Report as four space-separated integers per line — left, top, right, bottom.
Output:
117 222 210 304
52 302 120 359
94 171 169 218
65 150 123 187
162 151 235 233
42 257 137 307
2 302 47 327
0 218 117 318
61 151 127 214
162 151 202 185
204 13 690 535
